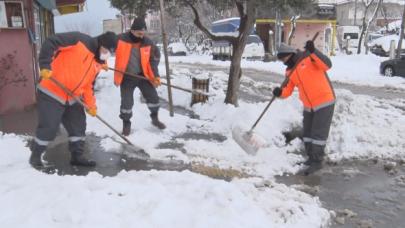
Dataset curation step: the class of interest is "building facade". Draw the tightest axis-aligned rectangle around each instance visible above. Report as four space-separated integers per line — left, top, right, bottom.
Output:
0 0 85 115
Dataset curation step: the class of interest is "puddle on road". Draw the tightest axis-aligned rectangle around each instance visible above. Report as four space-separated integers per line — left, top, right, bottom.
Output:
43 134 190 177
277 160 405 228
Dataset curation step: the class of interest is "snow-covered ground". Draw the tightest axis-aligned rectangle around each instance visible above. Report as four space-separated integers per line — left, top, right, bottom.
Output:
169 53 405 89
1 54 405 227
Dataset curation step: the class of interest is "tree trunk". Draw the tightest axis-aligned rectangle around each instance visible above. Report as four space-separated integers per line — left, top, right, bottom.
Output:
396 4 405 58
224 43 244 105
363 0 383 55
223 1 256 106
357 0 375 54
288 16 299 45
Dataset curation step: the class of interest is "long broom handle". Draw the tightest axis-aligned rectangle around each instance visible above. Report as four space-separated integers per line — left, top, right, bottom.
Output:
48 77 134 146
249 32 320 132
109 67 211 97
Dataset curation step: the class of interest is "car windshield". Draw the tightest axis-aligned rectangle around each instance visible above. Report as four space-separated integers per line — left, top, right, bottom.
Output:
247 36 261 44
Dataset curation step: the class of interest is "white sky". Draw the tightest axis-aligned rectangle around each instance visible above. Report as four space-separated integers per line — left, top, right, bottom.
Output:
54 0 119 36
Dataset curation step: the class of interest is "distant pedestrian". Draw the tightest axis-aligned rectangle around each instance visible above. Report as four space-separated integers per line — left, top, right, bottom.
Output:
114 17 165 136
273 41 335 174
29 31 118 169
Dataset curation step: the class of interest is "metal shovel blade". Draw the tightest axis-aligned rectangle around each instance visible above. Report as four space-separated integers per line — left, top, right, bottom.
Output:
232 126 266 155
120 143 151 161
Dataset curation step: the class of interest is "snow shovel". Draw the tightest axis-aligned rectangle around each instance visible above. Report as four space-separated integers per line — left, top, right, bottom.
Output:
232 79 288 155
108 67 212 97
48 77 150 160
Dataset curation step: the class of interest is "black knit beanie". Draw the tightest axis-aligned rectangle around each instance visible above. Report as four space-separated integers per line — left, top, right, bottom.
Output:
131 17 147 31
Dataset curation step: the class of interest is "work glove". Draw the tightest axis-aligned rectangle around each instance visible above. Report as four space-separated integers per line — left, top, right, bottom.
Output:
152 77 161 87
272 87 282 97
101 63 109 71
86 107 97 117
40 69 52 80
304 40 315 53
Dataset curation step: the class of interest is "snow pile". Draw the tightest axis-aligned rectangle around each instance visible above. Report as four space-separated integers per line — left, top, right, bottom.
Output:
92 62 405 175
0 133 329 228
328 90 405 160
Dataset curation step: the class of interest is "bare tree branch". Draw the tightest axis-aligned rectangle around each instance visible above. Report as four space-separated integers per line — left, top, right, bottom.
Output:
186 1 237 42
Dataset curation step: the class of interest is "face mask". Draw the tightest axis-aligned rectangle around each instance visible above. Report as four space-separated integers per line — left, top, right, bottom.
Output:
99 50 111 61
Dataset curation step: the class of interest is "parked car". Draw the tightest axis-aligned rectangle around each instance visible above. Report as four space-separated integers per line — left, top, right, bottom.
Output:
210 18 264 61
380 55 405 77
370 34 405 57
168 42 188 56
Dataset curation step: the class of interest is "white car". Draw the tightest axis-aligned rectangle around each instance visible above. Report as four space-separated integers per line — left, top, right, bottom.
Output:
212 35 264 60
168 42 188 56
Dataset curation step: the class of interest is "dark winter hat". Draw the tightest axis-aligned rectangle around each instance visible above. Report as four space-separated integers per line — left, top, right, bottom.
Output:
277 43 297 59
98 31 118 52
131 17 147 31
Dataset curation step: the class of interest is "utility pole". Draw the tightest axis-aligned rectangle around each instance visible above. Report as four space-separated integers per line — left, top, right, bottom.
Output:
159 0 174 117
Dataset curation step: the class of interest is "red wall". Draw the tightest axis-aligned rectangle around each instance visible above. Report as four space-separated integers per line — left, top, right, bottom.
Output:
0 29 36 114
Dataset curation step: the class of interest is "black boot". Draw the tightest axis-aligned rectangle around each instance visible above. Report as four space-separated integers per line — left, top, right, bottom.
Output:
69 141 96 167
150 113 166 129
122 120 131 136
29 140 46 168
302 148 325 175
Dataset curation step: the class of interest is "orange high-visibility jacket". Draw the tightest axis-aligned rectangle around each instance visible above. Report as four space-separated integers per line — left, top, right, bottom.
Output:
281 50 335 111
114 33 160 86
38 32 102 109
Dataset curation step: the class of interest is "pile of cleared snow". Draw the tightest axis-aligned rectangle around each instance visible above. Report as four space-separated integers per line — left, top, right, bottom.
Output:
93 63 405 177
0 133 330 227
328 90 405 161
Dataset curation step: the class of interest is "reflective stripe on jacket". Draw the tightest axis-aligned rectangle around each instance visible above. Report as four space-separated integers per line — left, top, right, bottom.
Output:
38 40 101 109
281 50 335 111
114 33 160 86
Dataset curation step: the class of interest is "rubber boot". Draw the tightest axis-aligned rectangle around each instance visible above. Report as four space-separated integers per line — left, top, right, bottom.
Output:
150 113 166 129
69 141 96 167
122 120 131 136
303 146 325 175
29 140 46 168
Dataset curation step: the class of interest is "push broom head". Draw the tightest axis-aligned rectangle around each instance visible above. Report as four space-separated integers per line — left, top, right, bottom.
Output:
232 126 267 155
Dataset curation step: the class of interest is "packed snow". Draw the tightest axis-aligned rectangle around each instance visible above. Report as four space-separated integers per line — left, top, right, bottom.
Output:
1 53 405 227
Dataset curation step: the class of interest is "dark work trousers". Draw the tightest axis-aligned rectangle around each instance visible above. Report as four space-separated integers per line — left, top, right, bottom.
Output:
119 76 160 122
33 91 86 154
302 104 335 162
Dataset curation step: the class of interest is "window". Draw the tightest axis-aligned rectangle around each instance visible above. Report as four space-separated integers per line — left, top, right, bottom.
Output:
0 1 25 28
344 33 359 39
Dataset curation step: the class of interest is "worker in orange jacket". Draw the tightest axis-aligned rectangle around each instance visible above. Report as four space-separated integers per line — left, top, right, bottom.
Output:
29 31 118 169
273 41 335 174
114 17 165 136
